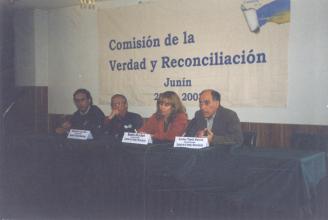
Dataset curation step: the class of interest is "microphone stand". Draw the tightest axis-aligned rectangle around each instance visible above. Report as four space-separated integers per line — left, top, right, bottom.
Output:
1 88 25 141
2 101 15 119
1 100 17 142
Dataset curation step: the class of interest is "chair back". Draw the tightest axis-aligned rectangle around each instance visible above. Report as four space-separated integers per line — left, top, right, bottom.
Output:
242 131 257 148
291 133 328 152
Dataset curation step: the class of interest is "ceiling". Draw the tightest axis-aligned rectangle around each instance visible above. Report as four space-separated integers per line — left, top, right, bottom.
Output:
9 0 113 9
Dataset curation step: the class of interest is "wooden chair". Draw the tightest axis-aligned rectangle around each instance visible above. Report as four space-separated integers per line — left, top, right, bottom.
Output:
242 131 257 148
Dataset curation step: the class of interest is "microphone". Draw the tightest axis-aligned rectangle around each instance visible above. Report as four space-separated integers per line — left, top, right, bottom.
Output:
2 102 15 119
1 88 26 119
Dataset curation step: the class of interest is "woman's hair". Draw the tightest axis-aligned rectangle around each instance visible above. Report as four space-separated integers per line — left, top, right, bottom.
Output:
155 91 186 122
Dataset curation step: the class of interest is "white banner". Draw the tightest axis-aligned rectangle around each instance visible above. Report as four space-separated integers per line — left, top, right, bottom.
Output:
98 0 290 107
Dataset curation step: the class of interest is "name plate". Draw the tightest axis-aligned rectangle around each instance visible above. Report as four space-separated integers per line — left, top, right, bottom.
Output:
67 129 93 140
122 132 152 145
174 137 209 149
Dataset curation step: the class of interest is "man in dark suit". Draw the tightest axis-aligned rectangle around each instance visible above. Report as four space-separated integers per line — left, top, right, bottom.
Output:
185 89 243 146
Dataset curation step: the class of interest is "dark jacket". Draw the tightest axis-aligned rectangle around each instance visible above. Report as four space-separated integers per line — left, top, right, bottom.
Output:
185 106 243 146
103 112 143 137
71 105 105 136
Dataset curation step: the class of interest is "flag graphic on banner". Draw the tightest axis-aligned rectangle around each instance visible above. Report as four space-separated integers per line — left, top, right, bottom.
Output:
241 0 290 32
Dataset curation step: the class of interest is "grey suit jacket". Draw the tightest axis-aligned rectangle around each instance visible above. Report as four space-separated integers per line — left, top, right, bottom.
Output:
185 106 243 146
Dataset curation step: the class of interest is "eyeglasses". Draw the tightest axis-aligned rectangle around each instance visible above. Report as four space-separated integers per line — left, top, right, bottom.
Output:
199 100 210 106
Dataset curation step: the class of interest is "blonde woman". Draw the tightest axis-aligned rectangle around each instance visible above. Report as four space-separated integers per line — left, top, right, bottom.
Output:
139 91 188 141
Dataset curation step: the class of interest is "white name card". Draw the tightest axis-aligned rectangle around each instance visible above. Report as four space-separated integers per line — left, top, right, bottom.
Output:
122 132 152 145
67 129 93 140
174 137 209 149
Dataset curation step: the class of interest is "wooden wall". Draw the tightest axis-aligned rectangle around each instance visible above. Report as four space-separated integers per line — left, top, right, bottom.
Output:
48 113 328 148
4 84 326 148
5 85 327 148
4 86 48 135
241 122 328 148
4 85 327 148
6 85 327 148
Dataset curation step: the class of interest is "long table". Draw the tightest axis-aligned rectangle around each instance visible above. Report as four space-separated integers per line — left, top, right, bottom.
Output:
0 134 326 219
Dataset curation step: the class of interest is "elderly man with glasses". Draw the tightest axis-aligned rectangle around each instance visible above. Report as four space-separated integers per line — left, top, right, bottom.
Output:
185 89 243 146
103 94 143 138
